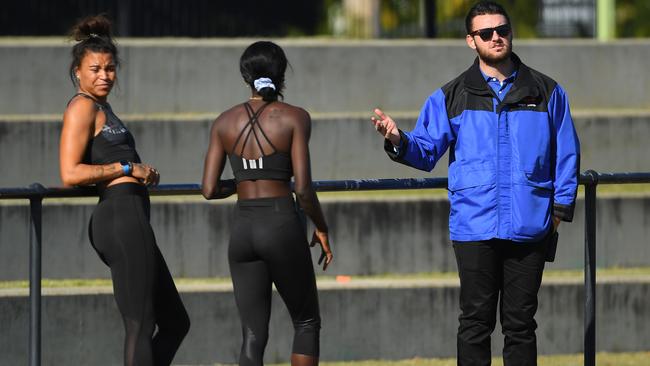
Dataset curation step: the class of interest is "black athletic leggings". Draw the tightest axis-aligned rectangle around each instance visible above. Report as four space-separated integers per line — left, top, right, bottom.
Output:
229 196 321 366
89 183 190 366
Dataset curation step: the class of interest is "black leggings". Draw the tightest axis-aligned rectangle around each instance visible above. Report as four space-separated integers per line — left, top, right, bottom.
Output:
89 183 190 366
229 196 321 366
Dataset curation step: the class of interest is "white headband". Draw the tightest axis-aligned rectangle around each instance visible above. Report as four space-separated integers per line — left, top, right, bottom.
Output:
253 77 276 91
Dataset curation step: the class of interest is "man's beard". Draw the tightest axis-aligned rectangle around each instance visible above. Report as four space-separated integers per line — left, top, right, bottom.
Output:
476 43 512 65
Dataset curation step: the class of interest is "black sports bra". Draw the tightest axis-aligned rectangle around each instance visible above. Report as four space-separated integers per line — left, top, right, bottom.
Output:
68 93 141 165
228 102 292 183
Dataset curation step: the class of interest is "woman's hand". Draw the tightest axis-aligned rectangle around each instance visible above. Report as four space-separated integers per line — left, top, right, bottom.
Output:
310 229 333 271
132 163 160 186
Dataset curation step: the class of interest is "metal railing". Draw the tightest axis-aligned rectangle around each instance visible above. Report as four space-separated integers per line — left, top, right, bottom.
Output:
2 170 650 366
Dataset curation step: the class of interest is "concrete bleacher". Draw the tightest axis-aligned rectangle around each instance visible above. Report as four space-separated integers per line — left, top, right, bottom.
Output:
2 277 649 364
3 196 650 280
2 38 650 116
1 39 650 365
2 112 650 186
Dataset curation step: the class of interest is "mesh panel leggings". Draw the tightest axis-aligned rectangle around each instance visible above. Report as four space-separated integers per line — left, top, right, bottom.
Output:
229 196 321 366
89 183 190 366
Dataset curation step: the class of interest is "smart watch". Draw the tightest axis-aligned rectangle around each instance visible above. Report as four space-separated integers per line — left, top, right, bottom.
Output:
120 160 133 176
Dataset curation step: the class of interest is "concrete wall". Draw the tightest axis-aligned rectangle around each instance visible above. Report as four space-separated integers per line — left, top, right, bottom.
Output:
2 112 650 187
2 195 650 280
1 279 649 365
2 38 649 365
2 39 650 115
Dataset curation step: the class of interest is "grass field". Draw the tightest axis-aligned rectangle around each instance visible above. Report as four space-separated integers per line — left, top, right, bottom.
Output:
297 352 650 366
2 182 648 207
1 266 650 289
315 183 650 201
207 352 650 366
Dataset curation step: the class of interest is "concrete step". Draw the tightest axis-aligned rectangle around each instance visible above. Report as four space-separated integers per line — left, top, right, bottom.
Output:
2 111 650 186
2 194 650 280
2 274 649 365
2 39 650 115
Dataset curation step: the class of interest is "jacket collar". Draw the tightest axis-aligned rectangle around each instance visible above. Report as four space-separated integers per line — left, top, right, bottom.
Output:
463 53 540 103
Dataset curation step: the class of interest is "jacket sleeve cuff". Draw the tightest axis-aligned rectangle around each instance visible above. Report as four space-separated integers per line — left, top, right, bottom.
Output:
384 130 408 160
553 202 575 222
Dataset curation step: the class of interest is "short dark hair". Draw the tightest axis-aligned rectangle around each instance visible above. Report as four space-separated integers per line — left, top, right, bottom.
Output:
465 1 511 34
239 41 288 102
68 14 119 87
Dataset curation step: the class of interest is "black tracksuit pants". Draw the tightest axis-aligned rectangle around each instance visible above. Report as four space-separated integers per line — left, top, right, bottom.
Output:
453 234 550 366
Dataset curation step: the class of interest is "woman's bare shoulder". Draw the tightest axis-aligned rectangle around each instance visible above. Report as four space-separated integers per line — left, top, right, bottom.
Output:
65 94 97 113
212 103 246 126
63 95 98 126
272 101 310 125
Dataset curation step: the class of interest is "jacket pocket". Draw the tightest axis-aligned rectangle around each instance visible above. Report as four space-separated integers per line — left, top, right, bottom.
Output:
448 162 496 191
511 167 553 240
448 162 497 237
517 163 553 190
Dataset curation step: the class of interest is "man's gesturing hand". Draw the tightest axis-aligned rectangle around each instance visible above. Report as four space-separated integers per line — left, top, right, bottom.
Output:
371 108 401 147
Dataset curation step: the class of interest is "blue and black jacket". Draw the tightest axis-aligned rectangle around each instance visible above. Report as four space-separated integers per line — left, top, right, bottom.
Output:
386 54 580 242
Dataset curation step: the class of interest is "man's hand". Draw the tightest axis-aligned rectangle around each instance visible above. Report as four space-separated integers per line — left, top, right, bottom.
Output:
552 215 561 231
371 108 401 147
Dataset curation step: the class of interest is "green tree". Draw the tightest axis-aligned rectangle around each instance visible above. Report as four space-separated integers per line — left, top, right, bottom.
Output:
436 0 540 38
617 0 650 37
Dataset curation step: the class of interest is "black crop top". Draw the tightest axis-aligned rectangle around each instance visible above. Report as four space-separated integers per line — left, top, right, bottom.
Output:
228 102 292 183
69 93 141 165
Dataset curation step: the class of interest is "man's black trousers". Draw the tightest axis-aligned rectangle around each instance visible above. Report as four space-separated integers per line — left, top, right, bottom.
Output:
453 234 550 366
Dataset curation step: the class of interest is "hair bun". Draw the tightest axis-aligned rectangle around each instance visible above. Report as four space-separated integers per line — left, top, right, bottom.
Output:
70 15 113 42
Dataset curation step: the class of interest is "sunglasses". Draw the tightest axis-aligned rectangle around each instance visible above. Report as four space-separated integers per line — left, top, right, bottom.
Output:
469 24 511 41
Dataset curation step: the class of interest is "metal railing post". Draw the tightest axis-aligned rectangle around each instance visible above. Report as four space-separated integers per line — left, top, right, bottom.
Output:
28 183 45 366
583 171 598 366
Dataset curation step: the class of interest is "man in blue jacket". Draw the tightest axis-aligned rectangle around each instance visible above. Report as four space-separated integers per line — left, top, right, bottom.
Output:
372 2 580 365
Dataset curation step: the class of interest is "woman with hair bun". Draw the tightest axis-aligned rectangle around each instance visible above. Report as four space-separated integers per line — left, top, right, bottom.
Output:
59 15 189 366
202 41 332 366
